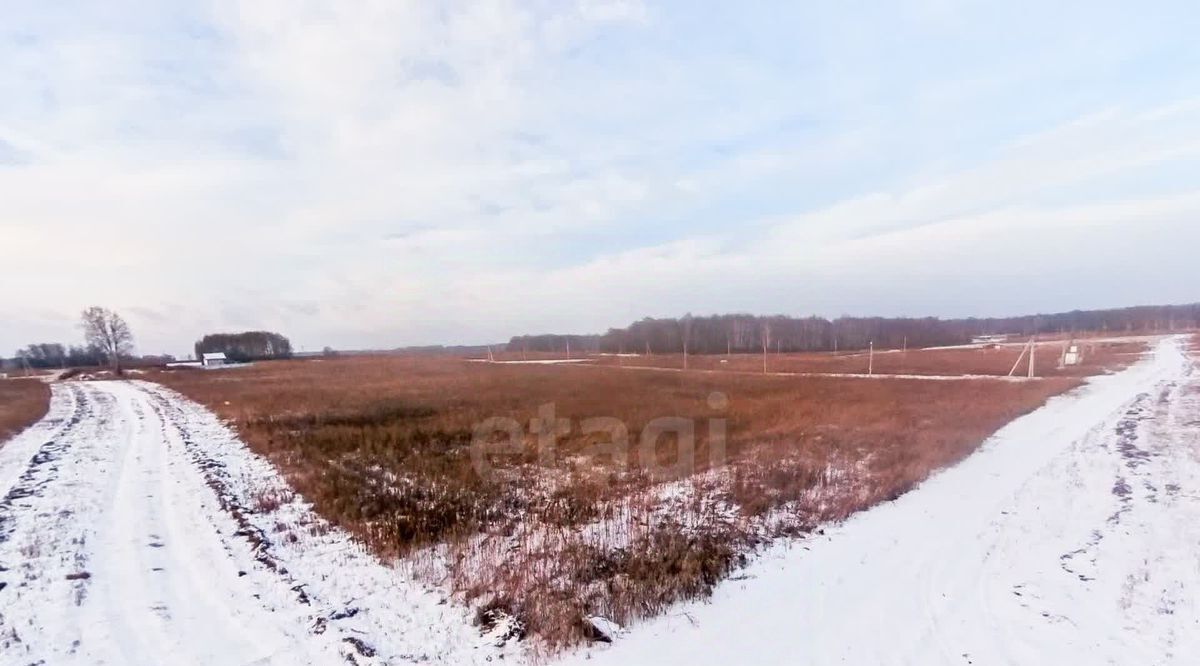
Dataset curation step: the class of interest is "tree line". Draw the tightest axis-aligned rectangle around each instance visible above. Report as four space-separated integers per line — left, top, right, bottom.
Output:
194 331 293 363
8 342 109 369
4 306 141 371
506 334 602 354
5 308 294 371
507 303 1200 355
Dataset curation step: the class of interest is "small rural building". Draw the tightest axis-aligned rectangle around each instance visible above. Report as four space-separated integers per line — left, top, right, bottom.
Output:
201 352 227 368
1063 344 1082 366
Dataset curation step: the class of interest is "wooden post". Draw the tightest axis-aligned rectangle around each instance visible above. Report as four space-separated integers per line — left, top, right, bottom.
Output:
1008 338 1031 377
868 341 874 376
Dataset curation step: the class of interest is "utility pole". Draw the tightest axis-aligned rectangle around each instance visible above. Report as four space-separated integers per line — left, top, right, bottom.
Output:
681 315 692 371
1008 338 1029 377
1008 337 1038 378
566 338 571 360
868 341 874 376
1028 335 1037 379
762 324 771 375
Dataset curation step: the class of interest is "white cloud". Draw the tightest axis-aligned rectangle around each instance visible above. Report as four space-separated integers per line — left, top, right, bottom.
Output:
2 1 1198 356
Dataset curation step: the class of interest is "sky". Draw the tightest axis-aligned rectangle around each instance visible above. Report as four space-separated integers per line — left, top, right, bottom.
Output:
2 0 1199 357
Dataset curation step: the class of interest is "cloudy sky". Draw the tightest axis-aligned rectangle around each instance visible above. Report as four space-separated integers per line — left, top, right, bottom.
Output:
3 1 1199 357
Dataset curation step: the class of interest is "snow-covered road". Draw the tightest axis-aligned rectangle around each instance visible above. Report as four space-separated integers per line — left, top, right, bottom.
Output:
0 380 509 665
565 336 1200 665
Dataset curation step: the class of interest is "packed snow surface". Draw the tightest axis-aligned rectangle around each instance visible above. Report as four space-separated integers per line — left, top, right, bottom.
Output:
0 380 511 665
562 336 1200 665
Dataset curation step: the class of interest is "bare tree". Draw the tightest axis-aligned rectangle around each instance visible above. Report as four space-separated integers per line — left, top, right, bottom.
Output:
80 306 134 372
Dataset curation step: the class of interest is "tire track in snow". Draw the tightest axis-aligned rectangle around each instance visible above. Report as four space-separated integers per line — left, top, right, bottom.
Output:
0 383 121 661
77 381 313 665
0 383 85 545
132 380 513 665
0 379 516 666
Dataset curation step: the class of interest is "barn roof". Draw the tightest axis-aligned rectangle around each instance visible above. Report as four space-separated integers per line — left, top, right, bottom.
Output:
202 352 227 361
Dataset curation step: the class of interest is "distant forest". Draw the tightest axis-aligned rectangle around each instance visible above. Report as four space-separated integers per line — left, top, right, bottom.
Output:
6 343 118 369
508 303 1200 355
195 331 293 363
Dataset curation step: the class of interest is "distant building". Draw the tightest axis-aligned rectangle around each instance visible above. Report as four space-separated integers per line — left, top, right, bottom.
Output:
1063 344 1082 366
971 334 1011 345
201 352 227 368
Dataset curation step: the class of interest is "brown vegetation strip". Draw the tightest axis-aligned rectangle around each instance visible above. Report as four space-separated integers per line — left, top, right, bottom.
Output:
0 379 51 444
584 339 1148 377
149 349 1138 649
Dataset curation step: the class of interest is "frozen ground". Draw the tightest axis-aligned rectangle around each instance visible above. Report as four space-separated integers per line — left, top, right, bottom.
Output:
0 380 512 665
562 336 1200 665
2 338 1196 665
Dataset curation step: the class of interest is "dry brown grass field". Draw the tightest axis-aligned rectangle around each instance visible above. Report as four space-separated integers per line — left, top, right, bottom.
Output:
0 378 51 443
149 344 1146 649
